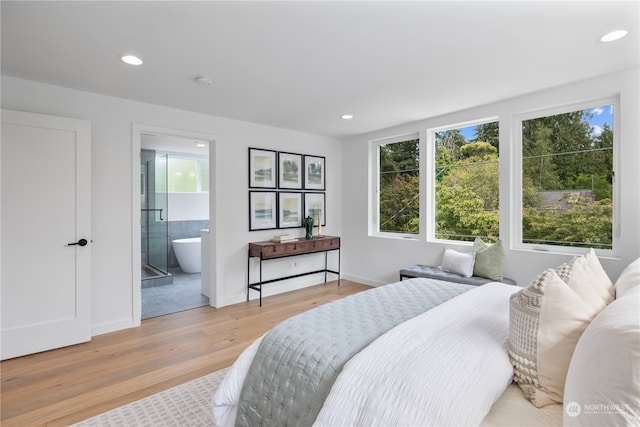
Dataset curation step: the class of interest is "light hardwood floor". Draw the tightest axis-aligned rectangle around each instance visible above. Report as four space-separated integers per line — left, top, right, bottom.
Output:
1 280 370 427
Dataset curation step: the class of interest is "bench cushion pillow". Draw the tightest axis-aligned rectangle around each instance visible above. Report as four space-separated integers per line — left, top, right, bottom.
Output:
472 238 505 281
440 248 475 278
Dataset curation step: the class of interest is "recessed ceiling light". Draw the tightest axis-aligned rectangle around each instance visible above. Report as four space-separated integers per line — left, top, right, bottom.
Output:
195 76 213 86
195 142 207 147
600 30 628 43
121 55 143 65
341 114 354 120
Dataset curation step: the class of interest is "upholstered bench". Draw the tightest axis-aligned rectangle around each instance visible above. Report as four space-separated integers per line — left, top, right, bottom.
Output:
399 264 517 286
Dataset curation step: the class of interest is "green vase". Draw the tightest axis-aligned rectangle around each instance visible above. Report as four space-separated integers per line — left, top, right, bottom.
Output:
304 216 314 239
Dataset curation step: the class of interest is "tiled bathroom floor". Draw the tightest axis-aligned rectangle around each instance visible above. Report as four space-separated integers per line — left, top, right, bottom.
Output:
142 268 209 320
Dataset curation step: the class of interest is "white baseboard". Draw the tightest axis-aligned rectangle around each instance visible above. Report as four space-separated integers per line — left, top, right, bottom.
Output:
91 318 134 337
341 273 386 287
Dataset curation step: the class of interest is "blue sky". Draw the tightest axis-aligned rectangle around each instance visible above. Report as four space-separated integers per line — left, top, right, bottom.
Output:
459 125 478 141
458 104 613 141
588 104 614 137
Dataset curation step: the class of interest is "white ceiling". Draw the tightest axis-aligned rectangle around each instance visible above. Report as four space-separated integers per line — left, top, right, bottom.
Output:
2 1 638 139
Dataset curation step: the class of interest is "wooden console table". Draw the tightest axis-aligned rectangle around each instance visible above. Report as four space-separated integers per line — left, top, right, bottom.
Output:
247 235 341 306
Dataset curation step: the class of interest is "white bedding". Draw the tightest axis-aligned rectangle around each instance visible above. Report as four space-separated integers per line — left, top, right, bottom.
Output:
480 383 563 427
213 282 521 426
314 282 519 426
213 335 264 426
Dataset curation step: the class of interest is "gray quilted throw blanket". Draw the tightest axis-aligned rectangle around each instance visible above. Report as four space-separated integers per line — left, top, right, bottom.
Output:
235 278 473 427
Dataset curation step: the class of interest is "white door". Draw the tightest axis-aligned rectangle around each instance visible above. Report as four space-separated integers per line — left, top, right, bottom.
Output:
1 109 91 360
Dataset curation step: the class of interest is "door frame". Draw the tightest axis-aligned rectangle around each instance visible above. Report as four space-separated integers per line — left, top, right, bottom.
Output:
131 124 217 326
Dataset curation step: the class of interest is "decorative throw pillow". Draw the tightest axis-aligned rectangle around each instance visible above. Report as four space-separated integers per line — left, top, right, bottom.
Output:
439 248 475 278
554 255 613 315
509 249 617 408
508 268 596 407
614 257 640 298
472 238 504 281
564 285 640 426
584 248 615 302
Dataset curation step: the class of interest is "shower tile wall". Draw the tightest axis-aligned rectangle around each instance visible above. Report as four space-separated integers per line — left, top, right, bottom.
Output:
168 220 209 268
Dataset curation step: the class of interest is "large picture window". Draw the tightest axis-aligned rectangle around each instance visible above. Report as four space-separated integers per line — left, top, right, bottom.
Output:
432 120 500 243
519 101 615 250
373 135 420 236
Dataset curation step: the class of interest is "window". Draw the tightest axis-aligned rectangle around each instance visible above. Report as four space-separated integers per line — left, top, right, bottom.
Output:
200 160 210 192
373 135 420 236
519 101 615 250
156 155 209 193
432 120 500 243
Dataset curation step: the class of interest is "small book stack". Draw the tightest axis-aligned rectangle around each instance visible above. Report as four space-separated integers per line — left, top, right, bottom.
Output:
270 234 298 243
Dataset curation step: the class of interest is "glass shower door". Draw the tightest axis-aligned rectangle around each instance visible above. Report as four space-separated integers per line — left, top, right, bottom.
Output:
141 150 169 277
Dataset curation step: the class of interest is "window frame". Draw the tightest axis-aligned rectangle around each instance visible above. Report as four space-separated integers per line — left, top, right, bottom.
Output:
369 132 422 240
158 152 210 194
512 96 620 256
426 116 500 245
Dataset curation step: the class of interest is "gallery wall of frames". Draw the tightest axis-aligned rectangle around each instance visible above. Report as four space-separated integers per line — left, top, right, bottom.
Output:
248 147 326 231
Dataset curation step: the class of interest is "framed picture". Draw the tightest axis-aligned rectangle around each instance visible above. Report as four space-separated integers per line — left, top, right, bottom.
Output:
304 192 326 226
278 192 303 228
304 155 325 190
249 148 277 188
278 152 303 189
249 191 277 231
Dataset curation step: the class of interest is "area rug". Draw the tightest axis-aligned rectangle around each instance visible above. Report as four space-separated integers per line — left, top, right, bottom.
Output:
73 368 229 427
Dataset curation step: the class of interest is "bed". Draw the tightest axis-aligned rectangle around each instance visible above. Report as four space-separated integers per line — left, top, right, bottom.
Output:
212 253 640 427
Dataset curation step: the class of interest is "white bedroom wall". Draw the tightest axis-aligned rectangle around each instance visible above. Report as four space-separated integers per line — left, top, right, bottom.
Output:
341 68 640 287
1 75 343 336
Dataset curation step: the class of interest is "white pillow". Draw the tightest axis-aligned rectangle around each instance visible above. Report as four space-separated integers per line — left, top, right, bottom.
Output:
439 248 475 278
614 257 640 298
554 255 613 314
584 248 615 301
563 286 640 426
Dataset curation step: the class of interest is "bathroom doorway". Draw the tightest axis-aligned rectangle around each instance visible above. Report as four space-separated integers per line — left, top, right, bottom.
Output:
140 133 211 319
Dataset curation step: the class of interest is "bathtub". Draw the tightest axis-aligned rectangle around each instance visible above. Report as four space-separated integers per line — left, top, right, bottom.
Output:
172 237 201 273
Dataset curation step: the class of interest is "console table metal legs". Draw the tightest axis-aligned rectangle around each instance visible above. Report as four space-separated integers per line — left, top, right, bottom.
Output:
247 247 340 306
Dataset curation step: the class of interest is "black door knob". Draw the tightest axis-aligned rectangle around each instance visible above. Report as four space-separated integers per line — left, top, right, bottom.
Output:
68 238 88 247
